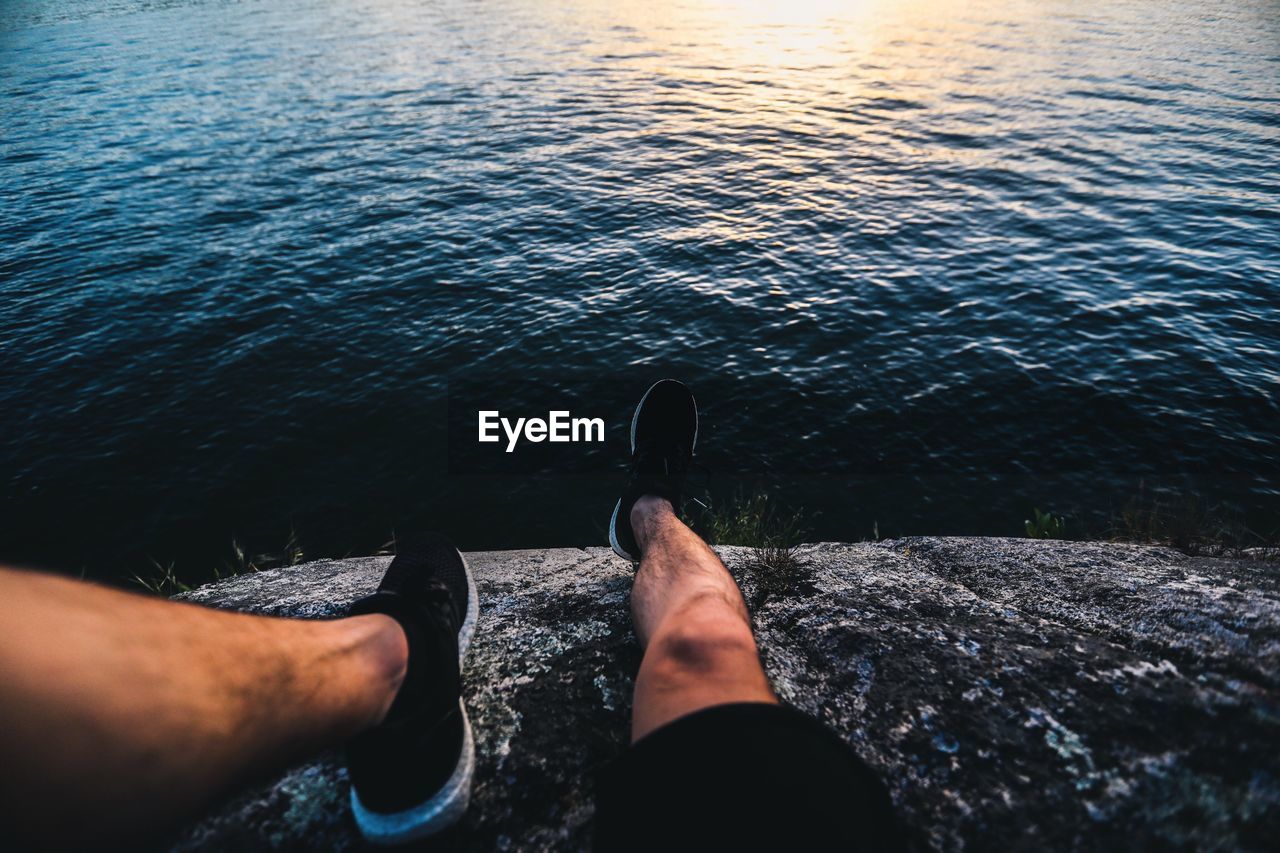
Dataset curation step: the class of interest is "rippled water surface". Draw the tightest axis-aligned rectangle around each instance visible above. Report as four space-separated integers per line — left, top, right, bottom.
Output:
3 0 1278 581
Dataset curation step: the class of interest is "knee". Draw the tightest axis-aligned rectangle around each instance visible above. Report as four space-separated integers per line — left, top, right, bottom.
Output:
644 597 759 681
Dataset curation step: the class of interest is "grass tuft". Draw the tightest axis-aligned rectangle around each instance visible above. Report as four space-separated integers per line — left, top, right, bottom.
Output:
131 558 192 596
692 488 812 608
1025 508 1066 540
695 488 805 549
1110 485 1280 560
133 527 309 596
222 526 305 576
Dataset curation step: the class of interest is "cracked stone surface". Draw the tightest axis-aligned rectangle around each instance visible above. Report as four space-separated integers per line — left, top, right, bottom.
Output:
170 538 1280 851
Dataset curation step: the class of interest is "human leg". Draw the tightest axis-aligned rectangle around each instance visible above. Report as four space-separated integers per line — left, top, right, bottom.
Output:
0 565 405 848
628 495 775 741
0 532 478 849
598 380 903 851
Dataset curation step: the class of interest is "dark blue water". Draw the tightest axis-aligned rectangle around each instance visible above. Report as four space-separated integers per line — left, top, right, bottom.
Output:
3 0 1278 583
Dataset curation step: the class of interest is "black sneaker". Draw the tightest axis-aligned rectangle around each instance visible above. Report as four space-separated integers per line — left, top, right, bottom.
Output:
345 532 479 845
608 379 699 561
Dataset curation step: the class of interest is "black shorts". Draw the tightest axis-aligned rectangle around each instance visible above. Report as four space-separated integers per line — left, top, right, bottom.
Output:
595 702 904 851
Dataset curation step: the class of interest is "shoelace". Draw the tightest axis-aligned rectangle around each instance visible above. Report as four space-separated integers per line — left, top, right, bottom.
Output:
420 578 462 635
686 459 712 508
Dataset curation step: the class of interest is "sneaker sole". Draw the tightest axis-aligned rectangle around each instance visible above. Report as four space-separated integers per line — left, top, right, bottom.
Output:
608 498 637 562
611 380 699 561
351 549 479 844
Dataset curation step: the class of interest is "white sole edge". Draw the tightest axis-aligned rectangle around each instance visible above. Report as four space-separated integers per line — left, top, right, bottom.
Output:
608 498 637 562
351 548 479 843
351 702 475 845
457 549 478 665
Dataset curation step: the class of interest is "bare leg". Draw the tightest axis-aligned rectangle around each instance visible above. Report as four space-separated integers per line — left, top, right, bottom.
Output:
628 496 776 742
0 566 406 849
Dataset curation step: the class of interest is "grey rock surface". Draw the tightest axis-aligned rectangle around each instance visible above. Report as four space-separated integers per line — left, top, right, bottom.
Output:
171 539 1280 851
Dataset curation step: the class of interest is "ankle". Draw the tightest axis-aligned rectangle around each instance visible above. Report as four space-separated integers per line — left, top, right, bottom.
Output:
350 614 409 727
630 495 675 551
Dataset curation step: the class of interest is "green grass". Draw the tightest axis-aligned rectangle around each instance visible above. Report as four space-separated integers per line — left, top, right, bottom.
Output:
1109 487 1279 559
1025 508 1066 540
696 489 804 549
223 526 306 575
131 558 192 596
692 488 812 608
128 485 1277 597
132 527 309 596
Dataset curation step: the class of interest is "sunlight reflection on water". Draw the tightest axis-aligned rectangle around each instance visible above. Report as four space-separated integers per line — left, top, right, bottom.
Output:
1 0 1277 578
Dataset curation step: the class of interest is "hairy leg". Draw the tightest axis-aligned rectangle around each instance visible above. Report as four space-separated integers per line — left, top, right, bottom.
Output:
0 566 406 849
628 496 776 742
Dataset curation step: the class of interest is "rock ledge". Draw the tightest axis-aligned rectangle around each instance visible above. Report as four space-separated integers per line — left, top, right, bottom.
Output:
173 538 1280 850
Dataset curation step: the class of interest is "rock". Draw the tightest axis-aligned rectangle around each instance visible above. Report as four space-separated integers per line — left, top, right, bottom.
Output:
170 539 1280 851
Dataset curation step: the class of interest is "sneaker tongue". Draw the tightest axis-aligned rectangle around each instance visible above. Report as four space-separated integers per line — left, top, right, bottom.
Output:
634 440 686 474
379 565 461 626
377 550 429 595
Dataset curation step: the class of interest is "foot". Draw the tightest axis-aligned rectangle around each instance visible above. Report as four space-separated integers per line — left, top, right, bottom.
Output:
344 532 479 845
609 379 699 561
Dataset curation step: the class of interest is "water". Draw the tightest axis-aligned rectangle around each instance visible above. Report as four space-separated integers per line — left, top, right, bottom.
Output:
2 0 1278 584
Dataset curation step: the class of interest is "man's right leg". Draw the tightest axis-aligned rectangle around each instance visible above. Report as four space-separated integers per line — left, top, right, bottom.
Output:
598 379 902 851
628 494 775 741
604 494 902 851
